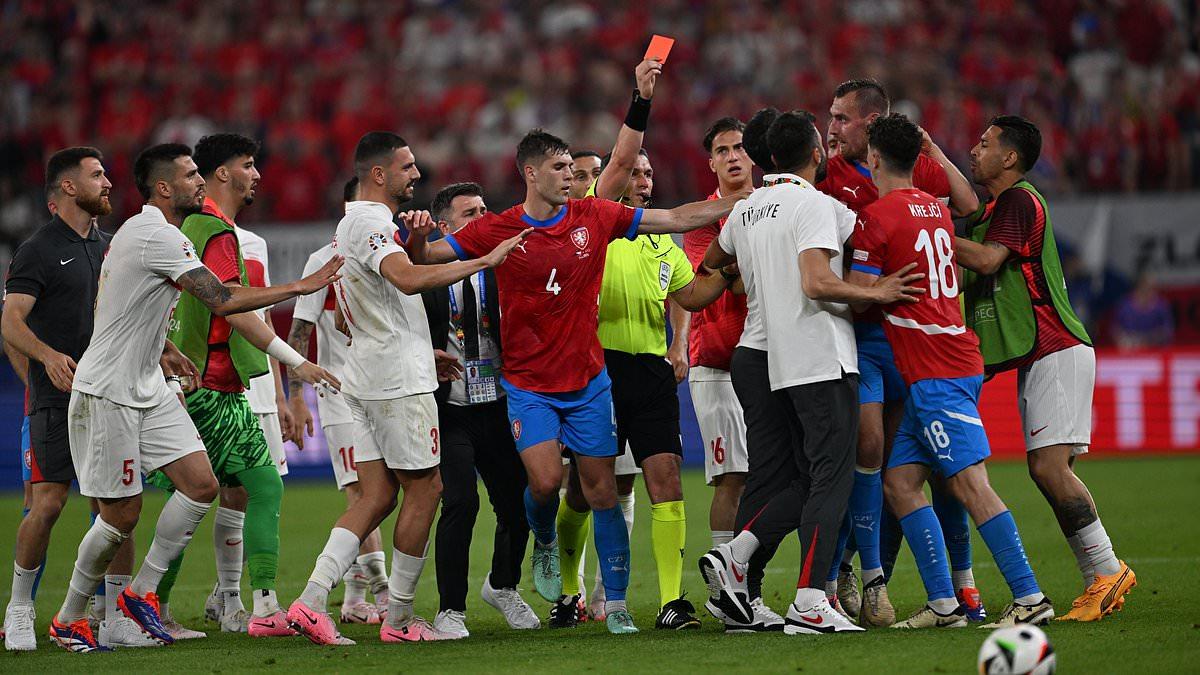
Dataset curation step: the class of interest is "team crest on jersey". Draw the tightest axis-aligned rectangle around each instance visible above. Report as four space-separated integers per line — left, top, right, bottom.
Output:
570 227 589 251
511 419 523 441
367 232 388 251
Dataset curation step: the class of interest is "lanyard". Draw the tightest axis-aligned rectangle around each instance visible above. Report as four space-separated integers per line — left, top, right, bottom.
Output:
764 175 809 188
447 272 490 350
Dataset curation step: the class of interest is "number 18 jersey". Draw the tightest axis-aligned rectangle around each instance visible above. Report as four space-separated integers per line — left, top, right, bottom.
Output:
851 188 981 385
445 198 643 393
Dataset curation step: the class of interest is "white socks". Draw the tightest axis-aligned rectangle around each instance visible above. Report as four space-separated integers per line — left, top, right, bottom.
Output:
728 530 760 565
132 492 210 597
343 563 367 605
794 587 824 609
252 589 281 617
952 568 976 591
60 517 128 622
105 574 130 621
862 567 884 585
1066 533 1095 587
930 596 959 614
10 562 38 607
619 490 635 535
1075 519 1120 578
300 527 361 610
711 530 734 547
387 549 425 627
358 550 388 598
213 507 245 593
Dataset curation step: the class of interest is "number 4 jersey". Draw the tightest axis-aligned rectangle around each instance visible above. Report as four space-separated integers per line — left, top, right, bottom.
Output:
445 198 643 393
850 188 982 385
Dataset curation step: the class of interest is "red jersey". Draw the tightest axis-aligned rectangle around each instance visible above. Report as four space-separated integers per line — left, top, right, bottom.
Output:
681 188 748 371
980 186 1084 372
446 198 642 393
851 189 982 385
199 228 243 393
820 153 951 325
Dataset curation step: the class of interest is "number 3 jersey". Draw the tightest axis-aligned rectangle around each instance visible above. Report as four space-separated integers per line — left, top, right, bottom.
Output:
850 188 982 385
445 198 643 393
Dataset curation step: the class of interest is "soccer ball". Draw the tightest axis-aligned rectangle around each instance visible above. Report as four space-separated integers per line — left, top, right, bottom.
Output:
978 625 1056 674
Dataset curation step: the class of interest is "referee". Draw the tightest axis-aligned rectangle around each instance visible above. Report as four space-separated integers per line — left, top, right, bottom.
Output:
1 147 147 650
422 182 540 638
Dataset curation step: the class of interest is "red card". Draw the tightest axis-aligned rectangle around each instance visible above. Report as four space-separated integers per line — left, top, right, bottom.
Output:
644 35 674 63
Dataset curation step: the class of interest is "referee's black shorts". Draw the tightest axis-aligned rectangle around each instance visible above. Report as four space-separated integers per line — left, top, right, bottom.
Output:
604 349 682 466
28 406 74 484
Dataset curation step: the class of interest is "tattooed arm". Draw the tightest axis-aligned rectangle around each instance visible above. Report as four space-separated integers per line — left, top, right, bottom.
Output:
285 317 316 448
286 318 314 400
175 254 343 316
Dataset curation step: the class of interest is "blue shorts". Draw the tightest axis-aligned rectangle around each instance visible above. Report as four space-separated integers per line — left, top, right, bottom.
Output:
889 375 989 478
856 323 907 405
20 415 31 482
502 369 618 458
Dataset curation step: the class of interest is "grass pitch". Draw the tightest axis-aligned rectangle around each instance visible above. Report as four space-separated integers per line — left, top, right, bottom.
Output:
1 456 1197 673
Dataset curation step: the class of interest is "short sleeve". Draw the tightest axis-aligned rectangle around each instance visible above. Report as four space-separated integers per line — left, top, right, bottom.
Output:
591 199 643 242
792 198 841 255
914 155 951 200
4 241 45 298
201 232 242 284
717 209 738 256
444 212 503 260
351 221 407 274
984 189 1036 255
850 211 886 276
683 220 718 269
665 242 696 293
291 254 326 323
144 225 205 282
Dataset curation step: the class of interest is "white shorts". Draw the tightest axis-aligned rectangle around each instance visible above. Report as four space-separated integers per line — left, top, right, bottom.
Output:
1017 344 1095 455
347 393 440 471
561 443 641 475
324 422 359 489
255 411 288 476
68 389 207 499
690 370 749 485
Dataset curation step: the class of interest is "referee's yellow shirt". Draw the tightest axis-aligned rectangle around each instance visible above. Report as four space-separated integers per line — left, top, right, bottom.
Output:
589 182 695 356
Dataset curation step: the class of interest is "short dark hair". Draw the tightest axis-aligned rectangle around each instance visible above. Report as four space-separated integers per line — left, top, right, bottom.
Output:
134 143 192 200
354 131 408 179
571 150 601 162
834 78 890 116
703 117 746 153
193 133 260 178
430 182 484 221
516 129 570 173
45 146 104 197
990 115 1042 173
866 113 923 174
743 108 779 172
342 176 359 203
598 147 648 173
766 110 820 174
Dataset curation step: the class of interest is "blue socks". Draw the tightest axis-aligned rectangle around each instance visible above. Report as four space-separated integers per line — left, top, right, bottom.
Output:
978 511 1041 599
592 505 630 601
826 512 853 583
933 486 973 573
523 487 559 547
899 506 955 602
850 468 883 572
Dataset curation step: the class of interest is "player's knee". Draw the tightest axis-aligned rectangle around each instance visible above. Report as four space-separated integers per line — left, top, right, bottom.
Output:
527 475 560 503
186 479 220 505
101 497 143 532
1026 451 1067 490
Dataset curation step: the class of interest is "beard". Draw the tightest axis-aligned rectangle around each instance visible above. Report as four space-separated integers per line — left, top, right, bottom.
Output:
177 193 204 216
234 177 256 205
76 192 112 217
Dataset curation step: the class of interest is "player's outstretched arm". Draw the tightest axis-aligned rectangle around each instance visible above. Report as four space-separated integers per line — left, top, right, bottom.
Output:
801 250 925 305
593 59 663 201
177 255 343 316
380 228 530 295
702 237 735 270
224 304 341 392
1 293 76 392
921 127 980 217
953 237 1010 275
637 192 748 234
670 266 737 312
402 211 465 264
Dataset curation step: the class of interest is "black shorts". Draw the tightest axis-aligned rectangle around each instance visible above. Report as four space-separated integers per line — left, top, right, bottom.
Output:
604 349 682 466
29 406 74 484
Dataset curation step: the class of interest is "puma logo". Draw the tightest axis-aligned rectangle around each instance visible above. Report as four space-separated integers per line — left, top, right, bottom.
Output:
515 242 528 254
842 186 861 198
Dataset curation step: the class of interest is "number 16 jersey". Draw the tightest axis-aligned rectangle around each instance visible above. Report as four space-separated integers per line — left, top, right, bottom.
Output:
851 188 981 385
445 198 643 393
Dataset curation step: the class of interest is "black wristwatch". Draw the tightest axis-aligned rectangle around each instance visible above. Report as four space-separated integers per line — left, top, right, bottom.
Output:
719 268 739 282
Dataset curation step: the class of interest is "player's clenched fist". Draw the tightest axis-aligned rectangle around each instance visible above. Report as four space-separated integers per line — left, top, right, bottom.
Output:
400 210 437 238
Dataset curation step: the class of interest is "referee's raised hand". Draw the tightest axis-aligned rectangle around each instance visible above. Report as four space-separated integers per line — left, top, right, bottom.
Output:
42 349 77 392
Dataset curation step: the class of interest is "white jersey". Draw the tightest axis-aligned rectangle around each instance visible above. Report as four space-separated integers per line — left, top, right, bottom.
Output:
73 205 205 407
719 173 857 390
236 225 280 414
332 201 436 400
293 242 352 425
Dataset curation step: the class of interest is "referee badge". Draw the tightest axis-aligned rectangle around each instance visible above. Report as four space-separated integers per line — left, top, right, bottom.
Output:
659 261 671 291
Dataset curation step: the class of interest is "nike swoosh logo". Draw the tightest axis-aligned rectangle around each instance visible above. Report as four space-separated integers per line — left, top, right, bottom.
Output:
226 539 242 546
799 613 824 624
732 566 745 583
302 609 319 625
1030 425 1049 436
60 258 75 265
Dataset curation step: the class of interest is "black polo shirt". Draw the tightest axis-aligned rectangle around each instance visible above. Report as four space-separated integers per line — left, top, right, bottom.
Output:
4 216 110 411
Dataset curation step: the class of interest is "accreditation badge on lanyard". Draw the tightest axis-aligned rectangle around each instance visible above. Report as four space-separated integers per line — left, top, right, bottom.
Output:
449 273 499 404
